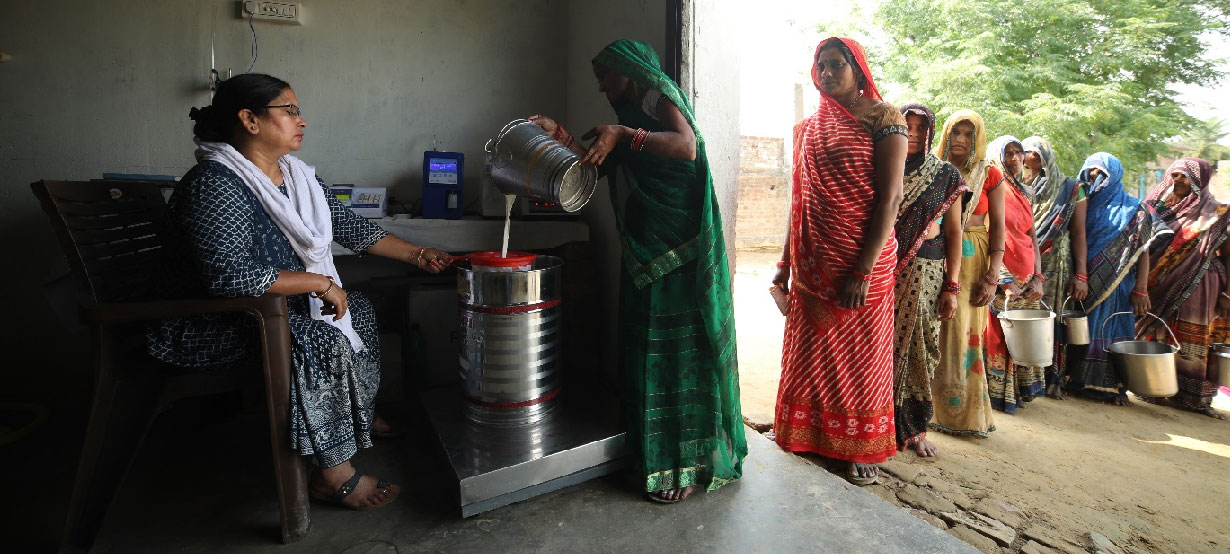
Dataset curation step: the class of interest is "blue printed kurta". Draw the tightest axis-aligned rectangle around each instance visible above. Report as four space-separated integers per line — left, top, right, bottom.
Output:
148 160 388 467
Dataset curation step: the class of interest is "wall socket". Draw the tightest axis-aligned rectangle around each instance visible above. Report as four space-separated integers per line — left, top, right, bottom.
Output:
238 1 303 24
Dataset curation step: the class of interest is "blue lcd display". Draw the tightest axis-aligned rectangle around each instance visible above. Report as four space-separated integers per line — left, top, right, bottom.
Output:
428 159 458 172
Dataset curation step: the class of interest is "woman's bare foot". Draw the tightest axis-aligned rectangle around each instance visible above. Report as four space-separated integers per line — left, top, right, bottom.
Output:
1197 407 1228 420
370 415 402 439
913 438 939 457
1112 394 1132 406
848 462 879 485
1046 383 1068 400
311 461 399 509
649 486 696 503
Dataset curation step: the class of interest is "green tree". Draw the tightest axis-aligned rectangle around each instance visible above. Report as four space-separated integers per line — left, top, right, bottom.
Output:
864 0 1230 175
1182 117 1230 161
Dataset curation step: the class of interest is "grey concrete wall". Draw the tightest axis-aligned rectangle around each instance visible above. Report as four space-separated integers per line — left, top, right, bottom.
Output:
0 0 569 373
565 0 667 383
0 0 737 389
689 0 741 272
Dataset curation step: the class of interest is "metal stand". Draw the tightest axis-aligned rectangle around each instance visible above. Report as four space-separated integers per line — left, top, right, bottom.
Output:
421 385 627 517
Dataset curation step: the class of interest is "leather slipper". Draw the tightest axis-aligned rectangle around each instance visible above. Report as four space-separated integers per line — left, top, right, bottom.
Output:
309 469 399 510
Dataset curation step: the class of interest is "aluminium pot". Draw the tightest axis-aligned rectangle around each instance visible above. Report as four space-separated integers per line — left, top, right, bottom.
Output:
1209 342 1230 388
997 300 1056 368
1102 311 1179 397
484 119 597 212
1061 296 1090 346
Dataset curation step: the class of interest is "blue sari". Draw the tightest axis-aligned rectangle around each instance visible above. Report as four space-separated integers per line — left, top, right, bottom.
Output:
1068 153 1172 399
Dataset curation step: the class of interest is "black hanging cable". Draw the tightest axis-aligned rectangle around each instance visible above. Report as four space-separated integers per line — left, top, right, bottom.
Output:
246 11 258 73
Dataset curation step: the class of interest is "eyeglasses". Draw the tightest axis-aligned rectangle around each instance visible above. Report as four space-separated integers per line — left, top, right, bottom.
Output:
265 104 302 117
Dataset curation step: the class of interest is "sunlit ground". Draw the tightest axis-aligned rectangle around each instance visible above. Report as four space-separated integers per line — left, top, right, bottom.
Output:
1141 432 1230 459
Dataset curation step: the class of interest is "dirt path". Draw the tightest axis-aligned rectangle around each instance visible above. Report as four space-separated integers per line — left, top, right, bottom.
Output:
734 249 1230 554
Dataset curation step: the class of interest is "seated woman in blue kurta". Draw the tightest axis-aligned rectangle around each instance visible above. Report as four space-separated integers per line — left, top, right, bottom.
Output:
148 73 452 510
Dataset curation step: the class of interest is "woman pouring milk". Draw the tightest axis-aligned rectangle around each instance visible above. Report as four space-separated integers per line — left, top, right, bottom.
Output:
528 39 746 504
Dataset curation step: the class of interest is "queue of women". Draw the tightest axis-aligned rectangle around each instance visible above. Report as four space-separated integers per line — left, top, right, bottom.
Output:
152 32 1225 518
770 36 1230 486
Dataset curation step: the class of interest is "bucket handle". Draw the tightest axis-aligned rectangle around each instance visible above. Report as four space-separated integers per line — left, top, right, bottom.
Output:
485 138 514 171
997 299 1052 329
1060 295 1087 327
1061 295 1086 314
1099 311 1178 353
487 118 533 163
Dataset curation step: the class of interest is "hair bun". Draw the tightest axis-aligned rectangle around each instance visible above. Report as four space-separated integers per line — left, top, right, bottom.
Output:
188 106 210 121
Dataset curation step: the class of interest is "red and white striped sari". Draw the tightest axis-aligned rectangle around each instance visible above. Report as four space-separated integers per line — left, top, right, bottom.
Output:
775 38 898 464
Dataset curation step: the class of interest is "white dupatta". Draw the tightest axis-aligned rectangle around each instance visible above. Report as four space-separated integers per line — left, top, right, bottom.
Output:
195 140 364 352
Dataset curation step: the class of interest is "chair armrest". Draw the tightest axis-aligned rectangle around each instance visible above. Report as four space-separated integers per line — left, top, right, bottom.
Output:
81 294 288 324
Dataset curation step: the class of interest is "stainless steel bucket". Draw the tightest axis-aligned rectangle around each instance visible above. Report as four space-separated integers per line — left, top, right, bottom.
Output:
457 255 564 426
1210 342 1230 387
1102 311 1179 397
1062 296 1090 346
485 119 597 212
997 300 1056 367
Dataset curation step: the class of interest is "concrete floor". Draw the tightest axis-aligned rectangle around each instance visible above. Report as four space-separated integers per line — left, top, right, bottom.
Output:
13 396 974 554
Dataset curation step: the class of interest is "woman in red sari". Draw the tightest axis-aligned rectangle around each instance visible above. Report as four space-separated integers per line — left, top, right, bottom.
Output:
984 135 1047 413
771 37 907 485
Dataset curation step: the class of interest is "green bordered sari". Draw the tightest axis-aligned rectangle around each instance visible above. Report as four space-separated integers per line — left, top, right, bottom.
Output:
593 39 746 493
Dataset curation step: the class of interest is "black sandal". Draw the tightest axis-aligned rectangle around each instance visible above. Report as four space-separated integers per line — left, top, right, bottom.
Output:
310 469 399 510
645 491 682 504
847 463 879 486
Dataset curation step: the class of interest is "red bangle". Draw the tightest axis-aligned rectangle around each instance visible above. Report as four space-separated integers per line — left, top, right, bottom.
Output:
553 125 565 140
1132 289 1148 298
631 128 650 152
943 281 962 294
1073 273 1088 282
562 133 575 149
776 261 789 268
852 270 871 282
1032 273 1046 282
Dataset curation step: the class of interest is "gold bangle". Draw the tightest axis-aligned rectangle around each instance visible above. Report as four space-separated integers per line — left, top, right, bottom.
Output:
311 276 335 298
414 247 426 265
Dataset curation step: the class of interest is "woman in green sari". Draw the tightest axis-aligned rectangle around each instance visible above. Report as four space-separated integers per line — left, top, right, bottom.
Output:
529 39 746 504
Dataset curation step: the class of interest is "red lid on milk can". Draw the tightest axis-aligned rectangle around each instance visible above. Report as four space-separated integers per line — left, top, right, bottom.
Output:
467 251 536 268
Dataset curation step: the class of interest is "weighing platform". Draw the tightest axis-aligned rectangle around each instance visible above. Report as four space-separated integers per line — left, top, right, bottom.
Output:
421 385 627 517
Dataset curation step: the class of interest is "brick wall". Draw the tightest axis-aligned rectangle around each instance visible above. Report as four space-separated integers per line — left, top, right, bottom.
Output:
735 136 790 249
